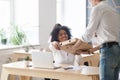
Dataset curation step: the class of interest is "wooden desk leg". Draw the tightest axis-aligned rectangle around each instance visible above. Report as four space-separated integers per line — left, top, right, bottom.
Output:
1 68 9 80
19 76 32 80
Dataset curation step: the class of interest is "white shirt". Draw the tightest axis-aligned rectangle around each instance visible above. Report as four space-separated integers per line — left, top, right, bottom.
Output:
91 36 100 47
82 1 120 45
49 43 82 65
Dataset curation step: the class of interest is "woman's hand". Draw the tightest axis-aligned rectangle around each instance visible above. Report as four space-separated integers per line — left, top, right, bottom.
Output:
52 41 61 50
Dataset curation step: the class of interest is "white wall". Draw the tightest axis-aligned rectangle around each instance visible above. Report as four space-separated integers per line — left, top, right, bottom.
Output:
63 0 86 38
39 0 56 47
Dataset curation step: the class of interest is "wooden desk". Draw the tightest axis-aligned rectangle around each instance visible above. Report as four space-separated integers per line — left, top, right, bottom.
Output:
11 51 32 80
1 61 99 80
12 50 31 62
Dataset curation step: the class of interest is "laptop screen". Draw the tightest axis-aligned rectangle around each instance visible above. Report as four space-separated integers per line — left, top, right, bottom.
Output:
31 51 55 68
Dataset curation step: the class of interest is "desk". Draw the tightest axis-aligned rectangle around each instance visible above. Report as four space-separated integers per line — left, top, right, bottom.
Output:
11 51 32 80
12 50 32 62
11 51 99 80
1 61 99 80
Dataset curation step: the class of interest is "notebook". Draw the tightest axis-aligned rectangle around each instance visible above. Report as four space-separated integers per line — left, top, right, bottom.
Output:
31 51 60 69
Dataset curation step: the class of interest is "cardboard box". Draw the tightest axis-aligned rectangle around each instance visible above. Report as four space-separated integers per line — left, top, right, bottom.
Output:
59 38 92 54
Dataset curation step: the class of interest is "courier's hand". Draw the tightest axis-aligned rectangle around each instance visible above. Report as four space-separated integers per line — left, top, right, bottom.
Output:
52 41 60 50
89 46 100 53
75 46 100 55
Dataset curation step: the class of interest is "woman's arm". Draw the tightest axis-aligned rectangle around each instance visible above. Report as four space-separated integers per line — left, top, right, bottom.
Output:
49 41 61 52
51 41 61 50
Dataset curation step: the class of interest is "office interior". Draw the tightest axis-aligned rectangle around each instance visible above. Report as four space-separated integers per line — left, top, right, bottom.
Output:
0 0 120 80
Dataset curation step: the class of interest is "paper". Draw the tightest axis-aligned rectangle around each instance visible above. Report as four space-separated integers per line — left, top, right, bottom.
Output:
63 65 87 70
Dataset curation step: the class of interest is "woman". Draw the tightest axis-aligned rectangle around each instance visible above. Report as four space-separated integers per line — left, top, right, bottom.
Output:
49 23 82 65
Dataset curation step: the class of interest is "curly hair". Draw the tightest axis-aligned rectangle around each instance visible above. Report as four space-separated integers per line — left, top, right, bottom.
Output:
50 23 72 42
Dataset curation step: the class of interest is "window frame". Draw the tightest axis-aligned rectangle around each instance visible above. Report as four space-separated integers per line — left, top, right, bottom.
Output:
0 0 40 49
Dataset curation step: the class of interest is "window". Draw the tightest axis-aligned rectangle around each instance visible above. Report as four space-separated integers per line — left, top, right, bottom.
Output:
0 0 10 29
0 0 10 39
0 0 39 48
14 0 39 45
56 0 86 38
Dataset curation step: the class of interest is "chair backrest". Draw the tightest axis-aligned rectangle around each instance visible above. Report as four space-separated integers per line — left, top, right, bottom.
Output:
79 52 100 80
79 53 100 67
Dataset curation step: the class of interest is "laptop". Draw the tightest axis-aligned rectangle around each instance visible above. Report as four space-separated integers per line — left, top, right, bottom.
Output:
31 51 61 69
